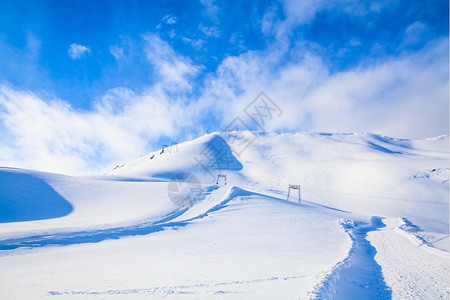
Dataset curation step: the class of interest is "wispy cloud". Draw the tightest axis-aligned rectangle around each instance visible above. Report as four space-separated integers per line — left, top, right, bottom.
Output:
0 33 206 175
109 45 124 60
142 33 199 89
401 21 428 46
162 14 177 25
281 0 328 25
0 83 200 175
199 25 220 38
200 0 219 22
181 37 205 50
68 43 90 60
200 37 448 139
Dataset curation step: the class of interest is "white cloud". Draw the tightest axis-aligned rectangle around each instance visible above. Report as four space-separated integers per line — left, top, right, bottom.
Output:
162 14 177 25
348 38 361 47
261 5 282 36
300 41 448 138
228 33 247 50
143 33 199 89
68 43 91 60
199 25 221 38
200 0 219 22
0 34 206 174
402 21 428 46
181 37 205 50
0 84 201 175
198 37 448 139
168 29 176 39
281 0 328 25
109 45 124 60
270 0 390 40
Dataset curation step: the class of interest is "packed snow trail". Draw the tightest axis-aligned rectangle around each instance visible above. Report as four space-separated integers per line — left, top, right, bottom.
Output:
315 217 392 299
367 218 450 299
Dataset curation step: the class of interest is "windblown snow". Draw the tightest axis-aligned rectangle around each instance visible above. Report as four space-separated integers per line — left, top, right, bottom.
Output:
0 131 448 299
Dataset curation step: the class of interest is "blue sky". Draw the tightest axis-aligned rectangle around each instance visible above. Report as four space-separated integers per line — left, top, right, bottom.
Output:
0 0 448 174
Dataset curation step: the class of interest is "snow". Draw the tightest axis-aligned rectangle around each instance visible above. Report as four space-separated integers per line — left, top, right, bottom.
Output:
0 187 351 299
367 218 450 299
0 167 176 241
0 131 448 298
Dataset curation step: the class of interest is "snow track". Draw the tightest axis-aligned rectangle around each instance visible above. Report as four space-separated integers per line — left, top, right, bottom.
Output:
314 217 392 299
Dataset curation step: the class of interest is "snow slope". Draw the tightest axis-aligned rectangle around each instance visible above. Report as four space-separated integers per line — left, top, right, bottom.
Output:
368 218 449 299
109 131 449 250
0 131 448 299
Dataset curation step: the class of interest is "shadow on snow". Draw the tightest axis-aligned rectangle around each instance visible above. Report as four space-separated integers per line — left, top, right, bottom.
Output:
0 171 73 223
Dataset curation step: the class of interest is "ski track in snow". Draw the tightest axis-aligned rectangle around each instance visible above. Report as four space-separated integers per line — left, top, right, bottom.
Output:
312 217 392 299
47 274 313 297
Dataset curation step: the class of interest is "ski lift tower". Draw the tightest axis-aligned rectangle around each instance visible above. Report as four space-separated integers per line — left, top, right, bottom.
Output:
216 174 227 185
287 184 301 203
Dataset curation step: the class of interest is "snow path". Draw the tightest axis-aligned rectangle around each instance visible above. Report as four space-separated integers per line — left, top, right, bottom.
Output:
367 218 450 299
314 217 392 299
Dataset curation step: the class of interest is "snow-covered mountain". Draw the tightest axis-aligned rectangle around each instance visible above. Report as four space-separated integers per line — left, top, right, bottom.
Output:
0 131 448 299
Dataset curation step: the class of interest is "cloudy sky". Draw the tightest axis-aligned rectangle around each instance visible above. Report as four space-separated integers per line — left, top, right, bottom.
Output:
0 0 448 175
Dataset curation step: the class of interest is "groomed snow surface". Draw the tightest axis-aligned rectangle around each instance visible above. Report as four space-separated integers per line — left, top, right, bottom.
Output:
0 131 448 299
